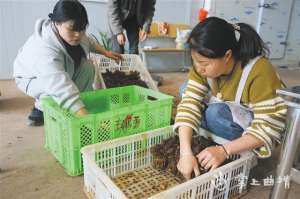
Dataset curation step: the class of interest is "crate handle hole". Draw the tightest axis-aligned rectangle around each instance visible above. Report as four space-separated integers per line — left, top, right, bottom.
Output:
147 96 157 101
50 116 56 122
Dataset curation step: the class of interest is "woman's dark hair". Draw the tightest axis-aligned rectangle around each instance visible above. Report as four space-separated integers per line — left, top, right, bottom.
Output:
48 0 88 31
188 17 269 67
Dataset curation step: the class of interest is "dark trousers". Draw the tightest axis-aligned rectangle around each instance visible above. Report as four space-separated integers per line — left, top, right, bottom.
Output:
111 17 140 54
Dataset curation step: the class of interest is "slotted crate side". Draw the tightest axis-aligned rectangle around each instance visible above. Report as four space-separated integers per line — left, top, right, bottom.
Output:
83 127 173 176
43 98 61 151
90 54 142 72
132 86 173 129
145 101 172 129
151 155 252 199
62 148 82 176
81 126 255 199
42 86 173 176
43 100 84 175
82 127 174 199
43 101 70 164
89 53 158 91
72 86 172 149
108 107 147 139
81 86 135 113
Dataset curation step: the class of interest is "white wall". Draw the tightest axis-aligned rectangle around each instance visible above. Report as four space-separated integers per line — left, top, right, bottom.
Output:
283 0 300 63
81 1 109 35
0 0 202 79
0 1 55 79
0 0 109 79
203 0 300 66
154 0 203 25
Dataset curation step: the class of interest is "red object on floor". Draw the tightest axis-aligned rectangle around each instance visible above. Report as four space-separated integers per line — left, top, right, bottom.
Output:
198 8 208 22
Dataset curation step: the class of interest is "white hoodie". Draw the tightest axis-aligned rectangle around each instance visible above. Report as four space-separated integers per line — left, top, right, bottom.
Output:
14 19 97 113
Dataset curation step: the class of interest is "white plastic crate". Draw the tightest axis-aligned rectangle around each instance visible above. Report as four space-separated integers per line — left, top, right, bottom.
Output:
81 126 255 199
89 53 158 91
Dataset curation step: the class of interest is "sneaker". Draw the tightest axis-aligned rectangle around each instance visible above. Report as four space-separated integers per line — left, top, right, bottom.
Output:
27 107 44 126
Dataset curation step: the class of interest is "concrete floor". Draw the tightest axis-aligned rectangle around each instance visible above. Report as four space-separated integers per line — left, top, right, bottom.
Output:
1 68 300 199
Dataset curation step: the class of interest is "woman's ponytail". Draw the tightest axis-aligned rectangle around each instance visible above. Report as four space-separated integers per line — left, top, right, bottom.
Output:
48 13 53 20
235 23 269 67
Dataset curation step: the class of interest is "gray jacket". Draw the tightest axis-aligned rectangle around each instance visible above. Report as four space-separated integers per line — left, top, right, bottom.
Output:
107 0 156 35
14 19 97 113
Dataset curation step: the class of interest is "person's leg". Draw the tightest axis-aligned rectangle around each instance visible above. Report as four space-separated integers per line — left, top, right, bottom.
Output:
72 60 95 92
15 77 44 126
111 34 125 54
203 103 244 140
123 17 164 85
108 22 125 54
123 17 140 54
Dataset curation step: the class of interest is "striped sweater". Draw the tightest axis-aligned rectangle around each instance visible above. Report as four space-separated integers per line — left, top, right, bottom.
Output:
174 57 287 158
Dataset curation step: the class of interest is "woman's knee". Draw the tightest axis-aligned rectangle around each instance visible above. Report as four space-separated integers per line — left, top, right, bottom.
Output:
15 78 43 99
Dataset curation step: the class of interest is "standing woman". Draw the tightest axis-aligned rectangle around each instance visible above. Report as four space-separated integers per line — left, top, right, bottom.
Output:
14 0 122 126
175 17 287 179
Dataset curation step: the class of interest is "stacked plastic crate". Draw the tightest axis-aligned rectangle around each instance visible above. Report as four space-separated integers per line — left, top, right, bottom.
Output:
42 55 173 176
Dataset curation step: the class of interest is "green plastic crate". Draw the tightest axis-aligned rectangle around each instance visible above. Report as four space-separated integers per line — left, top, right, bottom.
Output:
42 85 173 176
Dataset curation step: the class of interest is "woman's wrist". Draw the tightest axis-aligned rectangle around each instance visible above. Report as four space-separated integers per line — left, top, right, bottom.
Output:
180 148 193 156
104 50 110 57
178 126 194 156
222 144 232 156
219 145 230 159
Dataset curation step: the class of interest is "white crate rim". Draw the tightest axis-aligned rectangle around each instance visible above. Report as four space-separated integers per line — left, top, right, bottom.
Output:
89 53 158 91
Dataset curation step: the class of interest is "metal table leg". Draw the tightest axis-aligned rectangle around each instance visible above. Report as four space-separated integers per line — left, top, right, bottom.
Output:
270 86 300 199
291 168 300 184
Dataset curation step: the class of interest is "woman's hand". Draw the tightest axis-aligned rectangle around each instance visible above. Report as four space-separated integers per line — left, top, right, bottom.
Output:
93 41 123 63
196 145 227 171
105 51 123 63
75 107 88 117
177 154 200 180
117 33 126 45
177 126 197 179
139 29 148 41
